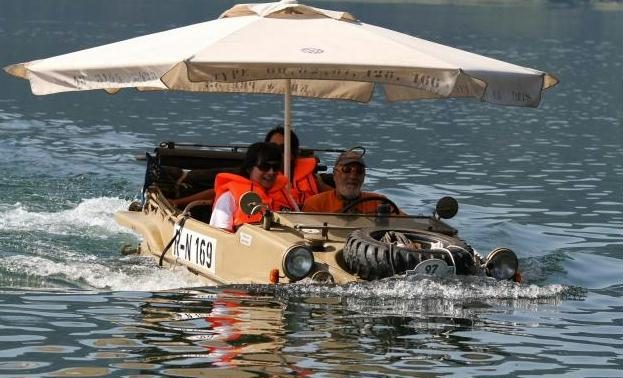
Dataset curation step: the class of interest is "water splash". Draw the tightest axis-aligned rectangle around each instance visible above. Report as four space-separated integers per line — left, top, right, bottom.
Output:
0 197 132 236
225 276 581 321
0 196 208 291
273 275 571 301
0 254 204 291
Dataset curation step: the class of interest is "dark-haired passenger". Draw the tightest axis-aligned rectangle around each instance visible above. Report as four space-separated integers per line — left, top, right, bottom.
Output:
264 126 331 208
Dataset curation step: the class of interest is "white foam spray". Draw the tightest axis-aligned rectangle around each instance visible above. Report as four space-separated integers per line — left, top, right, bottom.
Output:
0 197 133 236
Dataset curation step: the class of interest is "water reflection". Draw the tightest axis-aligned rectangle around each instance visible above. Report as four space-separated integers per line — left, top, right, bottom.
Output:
127 284 577 377
135 288 302 376
0 282 595 378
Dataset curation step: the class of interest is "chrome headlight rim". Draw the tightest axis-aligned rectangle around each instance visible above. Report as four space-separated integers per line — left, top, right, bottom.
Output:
485 247 519 281
282 245 315 281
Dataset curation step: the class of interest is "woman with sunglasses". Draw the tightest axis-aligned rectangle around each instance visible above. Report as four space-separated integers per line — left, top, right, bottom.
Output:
302 148 400 214
210 142 295 231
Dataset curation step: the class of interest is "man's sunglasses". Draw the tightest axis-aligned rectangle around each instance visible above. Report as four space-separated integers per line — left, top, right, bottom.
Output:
335 165 365 174
256 161 282 172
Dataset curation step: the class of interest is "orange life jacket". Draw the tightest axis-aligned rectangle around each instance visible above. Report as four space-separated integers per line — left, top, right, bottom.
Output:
302 190 386 213
290 157 320 206
214 173 292 227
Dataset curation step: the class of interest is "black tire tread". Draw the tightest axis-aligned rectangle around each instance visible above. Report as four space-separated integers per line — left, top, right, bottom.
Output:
343 228 477 280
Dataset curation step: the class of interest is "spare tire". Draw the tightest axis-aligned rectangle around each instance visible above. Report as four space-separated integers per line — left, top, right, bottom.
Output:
343 228 478 280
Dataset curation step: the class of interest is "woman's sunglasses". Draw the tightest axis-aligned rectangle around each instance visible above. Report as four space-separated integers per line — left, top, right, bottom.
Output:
335 164 365 174
256 161 282 172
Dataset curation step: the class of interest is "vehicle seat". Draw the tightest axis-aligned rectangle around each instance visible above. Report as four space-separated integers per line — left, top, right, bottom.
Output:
187 202 213 223
143 145 243 200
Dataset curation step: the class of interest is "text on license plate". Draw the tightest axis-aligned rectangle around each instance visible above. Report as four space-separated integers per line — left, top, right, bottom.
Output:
172 224 217 273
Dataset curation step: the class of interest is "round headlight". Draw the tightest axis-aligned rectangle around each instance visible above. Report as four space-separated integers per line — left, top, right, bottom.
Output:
485 247 519 280
282 246 314 281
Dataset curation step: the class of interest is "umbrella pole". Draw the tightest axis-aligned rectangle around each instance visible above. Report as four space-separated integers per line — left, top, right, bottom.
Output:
284 78 292 186
282 79 299 211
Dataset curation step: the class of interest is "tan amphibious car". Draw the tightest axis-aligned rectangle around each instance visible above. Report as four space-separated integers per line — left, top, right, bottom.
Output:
116 142 521 285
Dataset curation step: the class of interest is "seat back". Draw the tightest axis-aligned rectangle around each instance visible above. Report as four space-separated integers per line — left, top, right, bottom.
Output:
156 146 245 170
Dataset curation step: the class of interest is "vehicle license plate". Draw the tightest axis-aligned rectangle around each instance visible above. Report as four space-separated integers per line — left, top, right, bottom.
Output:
406 258 454 278
172 224 217 273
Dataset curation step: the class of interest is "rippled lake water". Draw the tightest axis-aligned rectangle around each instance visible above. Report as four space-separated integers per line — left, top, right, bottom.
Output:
0 0 621 377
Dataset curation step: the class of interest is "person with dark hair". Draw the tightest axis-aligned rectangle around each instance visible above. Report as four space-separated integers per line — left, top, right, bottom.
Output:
265 126 331 207
264 126 300 156
210 142 295 231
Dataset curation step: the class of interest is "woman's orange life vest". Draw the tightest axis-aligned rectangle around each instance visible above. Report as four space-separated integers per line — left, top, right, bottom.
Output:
290 157 320 206
214 173 293 227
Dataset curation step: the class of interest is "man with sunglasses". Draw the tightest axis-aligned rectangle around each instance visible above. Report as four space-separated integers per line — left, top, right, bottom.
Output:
210 142 296 231
302 148 398 214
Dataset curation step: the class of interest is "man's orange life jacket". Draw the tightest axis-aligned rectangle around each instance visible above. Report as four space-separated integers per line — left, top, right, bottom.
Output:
290 157 320 206
302 190 388 213
214 173 292 227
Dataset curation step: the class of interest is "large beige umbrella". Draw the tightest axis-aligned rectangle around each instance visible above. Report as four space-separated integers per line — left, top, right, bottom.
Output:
4 0 558 178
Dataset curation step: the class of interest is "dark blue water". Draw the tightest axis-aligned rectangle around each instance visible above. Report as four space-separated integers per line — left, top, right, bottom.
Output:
1 0 621 377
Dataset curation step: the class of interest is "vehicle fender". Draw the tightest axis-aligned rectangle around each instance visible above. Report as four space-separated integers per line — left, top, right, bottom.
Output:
114 211 165 253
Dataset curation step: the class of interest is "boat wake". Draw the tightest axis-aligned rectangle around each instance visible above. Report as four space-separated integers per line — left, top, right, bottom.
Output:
0 197 132 236
237 276 583 318
0 197 206 291
0 254 205 291
289 275 574 300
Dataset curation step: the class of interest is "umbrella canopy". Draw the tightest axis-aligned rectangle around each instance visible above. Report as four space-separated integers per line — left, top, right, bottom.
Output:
4 0 559 188
5 0 557 108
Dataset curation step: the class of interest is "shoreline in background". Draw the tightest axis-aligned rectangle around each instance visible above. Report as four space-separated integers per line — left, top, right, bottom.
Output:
316 0 623 11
